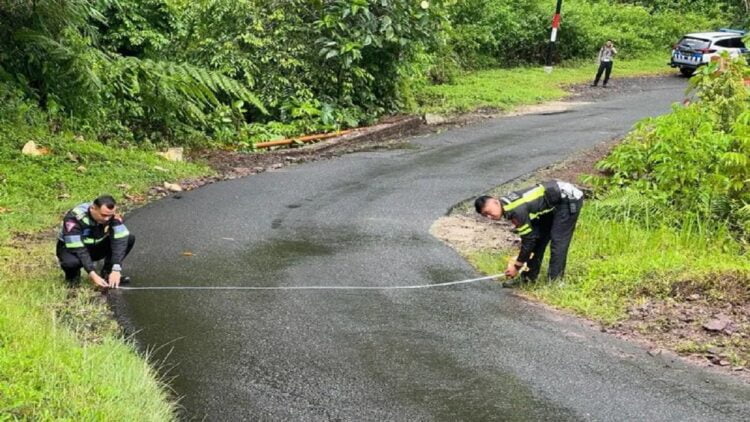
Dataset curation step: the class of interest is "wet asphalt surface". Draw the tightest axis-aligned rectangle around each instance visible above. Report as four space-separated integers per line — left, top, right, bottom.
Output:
113 76 750 421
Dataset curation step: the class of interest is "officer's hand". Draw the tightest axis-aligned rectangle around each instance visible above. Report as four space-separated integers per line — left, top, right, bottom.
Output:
109 271 121 288
89 271 109 289
505 263 519 278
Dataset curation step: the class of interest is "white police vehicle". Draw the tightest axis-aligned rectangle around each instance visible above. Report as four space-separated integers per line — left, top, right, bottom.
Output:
670 29 748 76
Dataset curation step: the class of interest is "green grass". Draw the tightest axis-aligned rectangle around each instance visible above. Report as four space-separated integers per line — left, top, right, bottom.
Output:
0 131 212 243
0 244 178 421
469 199 750 324
417 53 672 114
0 126 211 420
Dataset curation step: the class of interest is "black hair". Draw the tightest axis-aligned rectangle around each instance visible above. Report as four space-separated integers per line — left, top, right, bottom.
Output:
474 195 493 214
93 195 117 210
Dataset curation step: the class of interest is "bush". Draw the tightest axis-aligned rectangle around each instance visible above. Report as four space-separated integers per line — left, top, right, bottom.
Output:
587 55 750 242
445 0 723 69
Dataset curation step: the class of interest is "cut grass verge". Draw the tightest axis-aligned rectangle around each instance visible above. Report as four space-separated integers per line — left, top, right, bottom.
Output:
0 129 211 419
417 53 671 114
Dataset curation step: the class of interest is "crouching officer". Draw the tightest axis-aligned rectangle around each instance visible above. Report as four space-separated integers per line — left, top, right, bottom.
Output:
56 195 135 288
475 180 583 287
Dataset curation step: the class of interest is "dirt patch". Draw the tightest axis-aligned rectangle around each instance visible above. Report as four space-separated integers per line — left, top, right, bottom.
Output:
606 272 750 377
430 215 519 256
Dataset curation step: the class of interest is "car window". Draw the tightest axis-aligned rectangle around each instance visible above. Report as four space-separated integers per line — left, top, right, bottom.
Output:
677 37 711 50
714 39 731 47
715 38 745 48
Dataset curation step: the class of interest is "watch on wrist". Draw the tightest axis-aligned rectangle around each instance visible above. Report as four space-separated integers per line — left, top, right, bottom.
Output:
112 264 122 272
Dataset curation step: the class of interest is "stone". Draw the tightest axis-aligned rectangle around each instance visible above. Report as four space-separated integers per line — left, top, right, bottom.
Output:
76 165 87 173
153 165 169 172
21 141 48 156
423 113 446 125
157 147 184 162
647 349 663 357
163 182 183 192
703 315 731 332
687 293 701 301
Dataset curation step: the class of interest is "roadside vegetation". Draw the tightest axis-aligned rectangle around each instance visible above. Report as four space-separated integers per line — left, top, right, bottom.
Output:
417 54 668 114
471 56 750 369
1 0 748 418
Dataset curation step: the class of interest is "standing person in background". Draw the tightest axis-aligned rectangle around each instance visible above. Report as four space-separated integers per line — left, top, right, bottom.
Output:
592 40 617 87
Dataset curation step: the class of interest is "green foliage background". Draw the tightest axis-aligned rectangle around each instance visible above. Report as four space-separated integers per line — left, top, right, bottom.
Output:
0 0 745 146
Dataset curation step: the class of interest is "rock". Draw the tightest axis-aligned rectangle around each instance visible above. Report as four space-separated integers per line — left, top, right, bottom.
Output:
163 182 183 192
707 347 722 355
157 147 184 162
269 163 283 170
66 152 79 163
153 165 169 172
116 183 131 190
718 359 731 367
647 349 663 357
231 167 253 177
57 193 70 199
21 141 49 156
703 315 731 332
76 165 87 173
423 113 446 125
687 293 701 301
732 366 745 372
253 167 265 172
723 322 738 335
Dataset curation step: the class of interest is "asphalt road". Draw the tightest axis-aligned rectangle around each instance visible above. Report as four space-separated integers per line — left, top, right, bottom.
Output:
114 76 750 421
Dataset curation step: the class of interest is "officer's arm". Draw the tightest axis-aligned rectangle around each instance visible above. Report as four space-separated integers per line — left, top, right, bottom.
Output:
512 210 537 264
62 217 96 273
109 220 131 269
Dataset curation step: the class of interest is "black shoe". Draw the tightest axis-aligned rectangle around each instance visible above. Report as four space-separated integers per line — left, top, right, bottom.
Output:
602 84 609 88
502 278 522 288
65 276 81 286
591 84 598 87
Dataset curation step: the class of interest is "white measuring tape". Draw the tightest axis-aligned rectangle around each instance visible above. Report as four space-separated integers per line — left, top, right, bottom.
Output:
118 274 503 291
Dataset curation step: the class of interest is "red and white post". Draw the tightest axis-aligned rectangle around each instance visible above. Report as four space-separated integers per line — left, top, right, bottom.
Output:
544 0 564 73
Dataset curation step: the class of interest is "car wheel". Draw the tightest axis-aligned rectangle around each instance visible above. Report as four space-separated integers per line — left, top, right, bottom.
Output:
680 67 695 77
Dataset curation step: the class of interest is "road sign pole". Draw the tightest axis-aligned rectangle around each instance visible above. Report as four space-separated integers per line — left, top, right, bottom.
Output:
544 0 564 73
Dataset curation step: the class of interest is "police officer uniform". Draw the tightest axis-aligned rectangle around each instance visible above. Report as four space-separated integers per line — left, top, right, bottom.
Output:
56 202 135 282
500 180 583 281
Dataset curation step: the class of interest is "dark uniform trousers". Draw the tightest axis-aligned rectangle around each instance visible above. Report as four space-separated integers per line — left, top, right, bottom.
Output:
56 235 136 281
523 198 583 281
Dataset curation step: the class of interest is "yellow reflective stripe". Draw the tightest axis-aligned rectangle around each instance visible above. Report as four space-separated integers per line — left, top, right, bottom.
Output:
504 186 545 212
517 224 530 231
518 227 533 236
66 242 84 248
83 237 108 245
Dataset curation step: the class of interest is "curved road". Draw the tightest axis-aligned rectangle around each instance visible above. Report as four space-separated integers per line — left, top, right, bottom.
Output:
114 77 750 421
